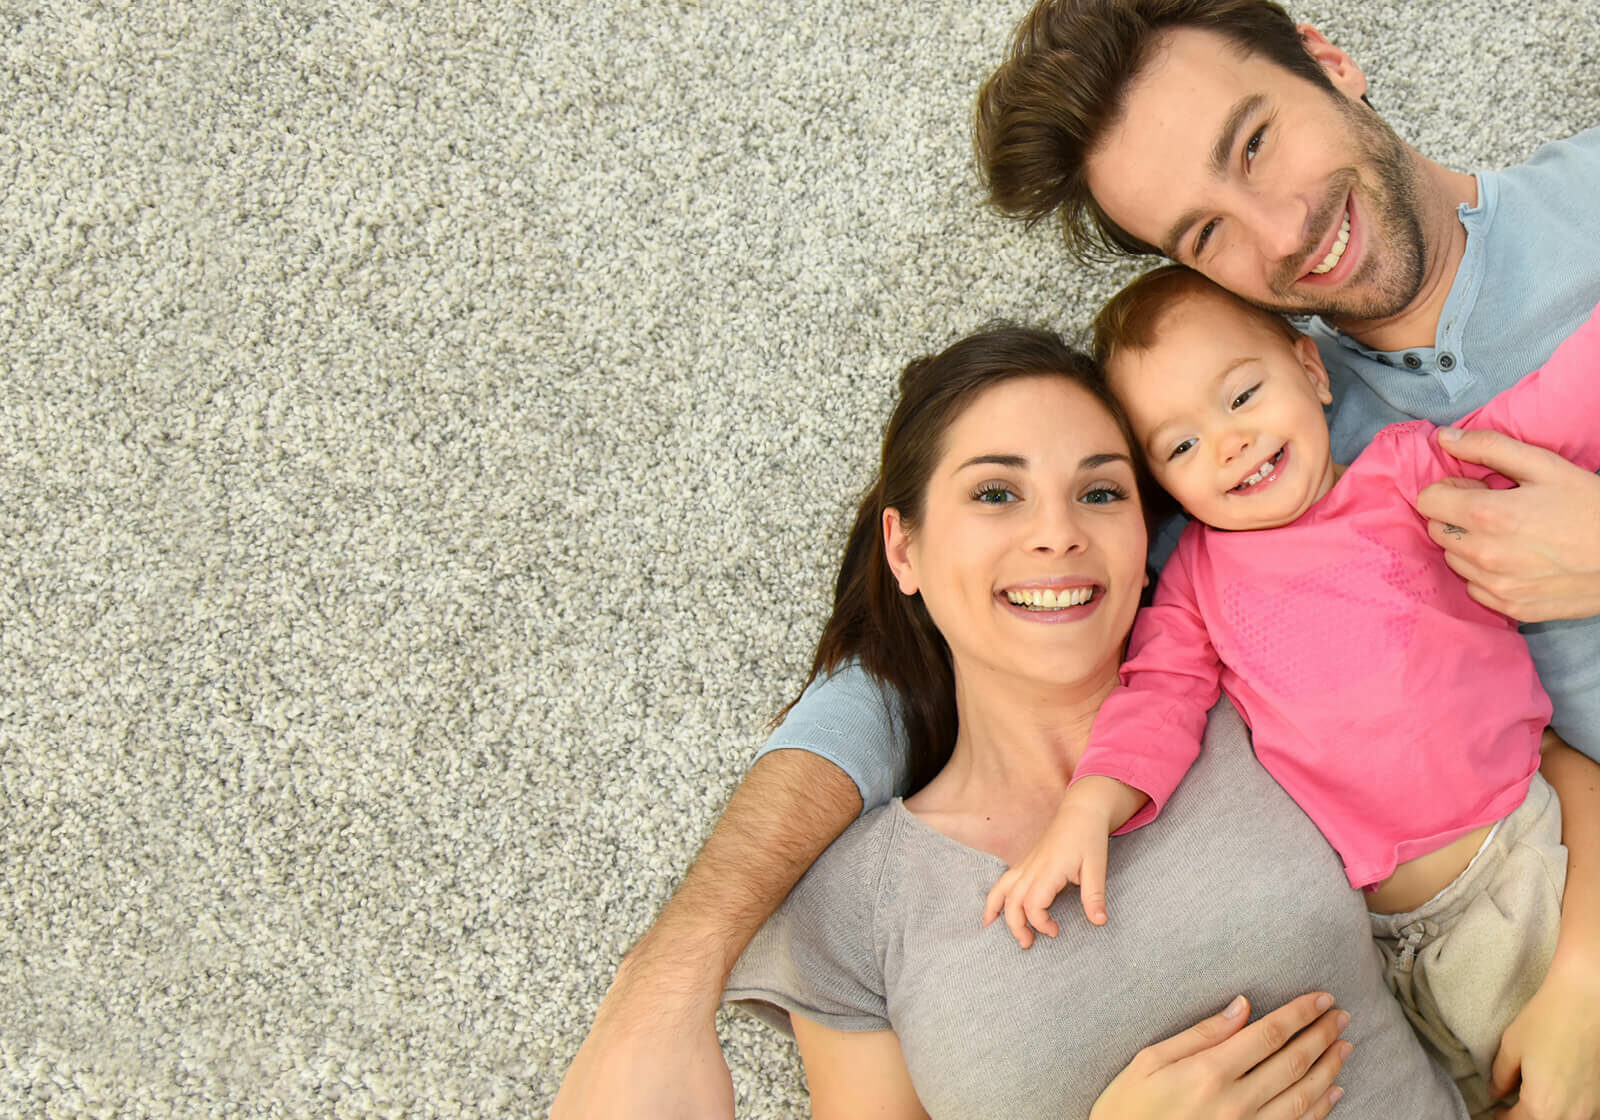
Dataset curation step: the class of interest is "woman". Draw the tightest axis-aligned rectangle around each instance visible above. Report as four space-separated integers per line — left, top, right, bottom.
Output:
724 327 1466 1117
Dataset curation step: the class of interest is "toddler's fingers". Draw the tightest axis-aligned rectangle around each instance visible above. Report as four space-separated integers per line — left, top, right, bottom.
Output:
1080 850 1109 926
1004 894 1035 949
981 877 1010 928
1023 896 1059 940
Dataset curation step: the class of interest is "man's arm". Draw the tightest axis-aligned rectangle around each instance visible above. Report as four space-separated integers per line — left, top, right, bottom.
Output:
550 747 860 1120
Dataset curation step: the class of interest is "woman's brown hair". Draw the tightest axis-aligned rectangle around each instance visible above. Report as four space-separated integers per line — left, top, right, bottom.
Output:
779 326 1144 796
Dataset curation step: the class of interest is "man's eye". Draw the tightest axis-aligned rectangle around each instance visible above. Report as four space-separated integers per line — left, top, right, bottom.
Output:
1168 438 1196 461
1245 125 1266 166
974 483 1016 504
1231 384 1260 409
1194 220 1218 256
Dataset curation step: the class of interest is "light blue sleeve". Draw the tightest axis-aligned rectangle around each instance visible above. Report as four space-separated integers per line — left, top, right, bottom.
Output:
755 661 911 814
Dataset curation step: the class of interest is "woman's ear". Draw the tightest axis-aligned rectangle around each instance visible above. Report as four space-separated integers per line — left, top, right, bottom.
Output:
1294 333 1334 406
883 508 920 596
1296 24 1368 102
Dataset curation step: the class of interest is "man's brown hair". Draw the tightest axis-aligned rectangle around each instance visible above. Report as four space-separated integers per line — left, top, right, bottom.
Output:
975 0 1337 260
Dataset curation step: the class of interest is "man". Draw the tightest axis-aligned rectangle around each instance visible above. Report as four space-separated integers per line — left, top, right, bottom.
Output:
553 3 1600 1115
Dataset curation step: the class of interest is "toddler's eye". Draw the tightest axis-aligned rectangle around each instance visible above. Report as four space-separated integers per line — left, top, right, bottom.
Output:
1231 384 1260 409
1168 438 1196 461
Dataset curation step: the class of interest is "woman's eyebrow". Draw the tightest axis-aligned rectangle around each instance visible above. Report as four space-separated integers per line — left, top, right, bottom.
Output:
957 452 1132 471
956 453 1027 471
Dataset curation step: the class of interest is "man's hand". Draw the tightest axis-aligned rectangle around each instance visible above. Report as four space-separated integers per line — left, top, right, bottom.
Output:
551 952 734 1120
1490 953 1600 1120
1418 428 1600 622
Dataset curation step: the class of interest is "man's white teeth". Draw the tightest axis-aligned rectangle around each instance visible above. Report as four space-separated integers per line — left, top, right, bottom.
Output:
1309 211 1351 275
1006 587 1094 610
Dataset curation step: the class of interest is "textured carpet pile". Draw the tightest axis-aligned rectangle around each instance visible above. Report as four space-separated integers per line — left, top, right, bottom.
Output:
0 2 1594 1116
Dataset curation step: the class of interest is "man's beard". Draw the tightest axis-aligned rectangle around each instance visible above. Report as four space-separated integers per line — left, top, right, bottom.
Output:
1255 98 1429 323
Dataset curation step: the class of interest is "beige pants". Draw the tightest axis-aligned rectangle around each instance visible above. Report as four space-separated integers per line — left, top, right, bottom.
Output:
1369 773 1567 1119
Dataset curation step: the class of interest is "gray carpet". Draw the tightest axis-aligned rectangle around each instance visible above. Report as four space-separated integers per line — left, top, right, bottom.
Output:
0 1 1593 1115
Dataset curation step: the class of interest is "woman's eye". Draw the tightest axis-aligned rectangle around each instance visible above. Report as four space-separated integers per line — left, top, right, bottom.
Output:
974 484 1016 504
1231 384 1260 409
1168 438 1196 461
1080 484 1128 506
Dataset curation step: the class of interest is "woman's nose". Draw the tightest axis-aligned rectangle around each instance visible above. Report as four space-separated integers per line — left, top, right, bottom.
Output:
1029 501 1087 553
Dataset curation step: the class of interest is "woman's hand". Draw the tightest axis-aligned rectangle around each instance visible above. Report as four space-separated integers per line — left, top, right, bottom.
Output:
1089 992 1352 1120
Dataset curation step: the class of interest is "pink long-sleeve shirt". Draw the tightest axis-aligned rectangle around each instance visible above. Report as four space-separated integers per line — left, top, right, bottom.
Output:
1076 303 1600 889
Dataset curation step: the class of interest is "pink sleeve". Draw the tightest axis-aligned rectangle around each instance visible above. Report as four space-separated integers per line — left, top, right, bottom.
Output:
1073 535 1222 833
1452 299 1600 474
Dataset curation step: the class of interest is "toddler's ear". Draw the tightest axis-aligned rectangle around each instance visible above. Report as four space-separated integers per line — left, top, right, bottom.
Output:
1293 334 1334 406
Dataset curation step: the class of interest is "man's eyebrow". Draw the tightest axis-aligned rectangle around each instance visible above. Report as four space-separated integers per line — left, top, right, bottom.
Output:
1159 93 1267 258
1211 94 1265 175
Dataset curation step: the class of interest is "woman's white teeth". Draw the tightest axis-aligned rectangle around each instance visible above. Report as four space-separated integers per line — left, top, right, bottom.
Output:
1007 587 1093 610
1309 212 1351 275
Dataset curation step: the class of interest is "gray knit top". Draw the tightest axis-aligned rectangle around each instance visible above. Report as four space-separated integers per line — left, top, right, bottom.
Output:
726 701 1467 1118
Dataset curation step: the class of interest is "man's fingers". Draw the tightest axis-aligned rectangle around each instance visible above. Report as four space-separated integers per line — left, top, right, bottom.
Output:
1416 477 1497 537
1488 1039 1520 1100
1434 427 1566 482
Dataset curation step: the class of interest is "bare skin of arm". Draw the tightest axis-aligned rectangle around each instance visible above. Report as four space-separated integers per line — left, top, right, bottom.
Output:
1490 737 1600 1120
550 748 860 1120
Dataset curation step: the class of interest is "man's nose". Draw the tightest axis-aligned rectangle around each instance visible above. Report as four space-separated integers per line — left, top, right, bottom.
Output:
1246 190 1311 264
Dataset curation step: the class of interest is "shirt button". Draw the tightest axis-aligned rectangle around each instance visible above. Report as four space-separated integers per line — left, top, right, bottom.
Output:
1438 353 1456 370
1403 353 1423 370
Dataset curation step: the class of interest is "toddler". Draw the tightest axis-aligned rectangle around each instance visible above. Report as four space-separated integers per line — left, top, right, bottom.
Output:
984 266 1600 1115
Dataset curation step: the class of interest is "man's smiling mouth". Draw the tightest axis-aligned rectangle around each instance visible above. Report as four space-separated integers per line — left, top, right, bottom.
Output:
1308 210 1351 275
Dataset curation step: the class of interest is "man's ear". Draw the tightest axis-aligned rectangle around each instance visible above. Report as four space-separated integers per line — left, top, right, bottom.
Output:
1296 24 1368 102
883 508 920 595
1294 333 1334 406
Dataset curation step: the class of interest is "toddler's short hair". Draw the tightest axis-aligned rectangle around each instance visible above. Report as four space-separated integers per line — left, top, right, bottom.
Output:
1092 265 1302 368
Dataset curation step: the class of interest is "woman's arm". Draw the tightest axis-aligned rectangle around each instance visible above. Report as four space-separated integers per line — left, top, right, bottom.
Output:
793 1019 928 1120
1488 737 1600 1119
